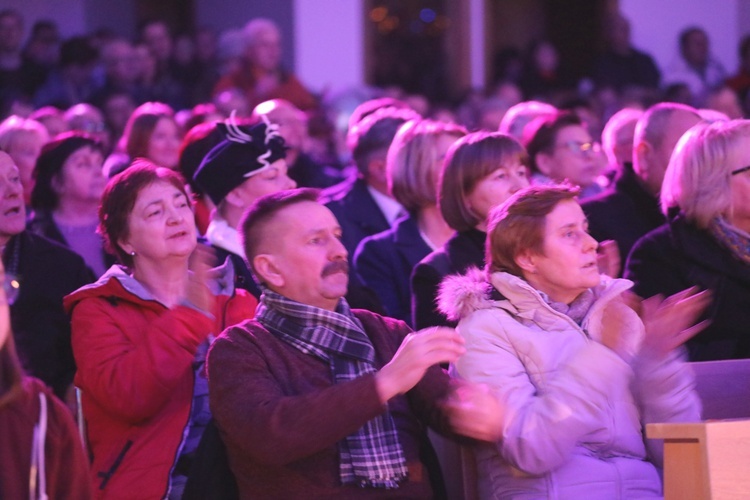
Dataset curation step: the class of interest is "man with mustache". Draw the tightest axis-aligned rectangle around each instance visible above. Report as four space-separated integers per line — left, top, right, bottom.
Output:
206 188 495 499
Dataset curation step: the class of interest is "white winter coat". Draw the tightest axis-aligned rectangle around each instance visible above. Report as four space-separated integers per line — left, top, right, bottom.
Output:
438 269 701 500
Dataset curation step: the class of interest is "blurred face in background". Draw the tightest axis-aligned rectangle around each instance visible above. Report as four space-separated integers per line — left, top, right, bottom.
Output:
147 117 181 169
467 160 529 225
5 130 46 202
0 152 26 247
54 145 105 206
247 24 281 72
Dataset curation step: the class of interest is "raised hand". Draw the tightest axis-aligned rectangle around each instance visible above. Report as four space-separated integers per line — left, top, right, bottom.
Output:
443 382 504 442
186 244 217 314
375 327 465 403
596 239 621 278
639 286 712 359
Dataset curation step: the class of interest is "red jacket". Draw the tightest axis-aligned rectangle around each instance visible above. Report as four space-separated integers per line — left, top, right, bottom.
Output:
64 264 257 500
0 377 92 500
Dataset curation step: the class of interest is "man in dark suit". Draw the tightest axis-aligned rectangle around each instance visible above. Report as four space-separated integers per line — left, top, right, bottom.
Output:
321 105 420 259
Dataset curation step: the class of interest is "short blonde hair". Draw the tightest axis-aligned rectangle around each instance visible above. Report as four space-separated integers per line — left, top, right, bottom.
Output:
0 115 49 151
387 119 466 213
661 119 750 229
438 132 527 232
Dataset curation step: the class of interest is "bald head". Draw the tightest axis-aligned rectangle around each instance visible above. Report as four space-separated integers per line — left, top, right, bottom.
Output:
252 99 307 152
601 107 642 167
633 103 701 196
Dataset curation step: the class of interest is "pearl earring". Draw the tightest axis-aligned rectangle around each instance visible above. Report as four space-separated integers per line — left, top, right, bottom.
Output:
130 250 136 256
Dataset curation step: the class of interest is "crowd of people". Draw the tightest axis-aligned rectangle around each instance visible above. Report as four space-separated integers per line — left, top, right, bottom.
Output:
1 6 750 500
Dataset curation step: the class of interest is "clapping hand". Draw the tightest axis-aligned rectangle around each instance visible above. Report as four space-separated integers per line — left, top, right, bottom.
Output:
186 244 217 314
375 327 465 403
639 287 711 359
596 240 621 278
443 382 504 443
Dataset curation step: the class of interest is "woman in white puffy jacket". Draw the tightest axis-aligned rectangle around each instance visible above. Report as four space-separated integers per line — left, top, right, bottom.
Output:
438 184 707 499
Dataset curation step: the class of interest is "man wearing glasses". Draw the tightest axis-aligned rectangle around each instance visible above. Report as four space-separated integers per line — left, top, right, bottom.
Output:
525 111 607 200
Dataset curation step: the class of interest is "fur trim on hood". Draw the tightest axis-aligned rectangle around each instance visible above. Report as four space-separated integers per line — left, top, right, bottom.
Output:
437 266 493 322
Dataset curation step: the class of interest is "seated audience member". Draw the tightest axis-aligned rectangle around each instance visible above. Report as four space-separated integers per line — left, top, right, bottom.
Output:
29 105 69 137
0 114 49 203
525 111 606 199
193 116 296 298
626 120 750 361
322 106 420 259
207 188 496 498
65 103 112 154
441 184 705 498
592 13 661 92
703 85 744 120
100 91 136 143
354 119 466 324
89 38 147 109
213 18 316 111
104 101 181 177
33 35 99 109
412 132 529 329
178 121 225 234
252 99 342 188
29 132 113 277
0 258 92 500
726 34 750 112
64 162 256 499
520 39 573 101
498 100 557 141
599 107 643 180
583 103 701 260
0 151 92 400
663 27 727 105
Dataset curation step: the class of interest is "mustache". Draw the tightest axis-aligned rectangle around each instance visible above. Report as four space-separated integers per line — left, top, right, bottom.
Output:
321 260 349 277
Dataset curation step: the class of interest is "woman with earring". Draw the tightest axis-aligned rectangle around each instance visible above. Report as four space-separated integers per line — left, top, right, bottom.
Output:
411 132 529 329
440 184 705 498
64 161 256 499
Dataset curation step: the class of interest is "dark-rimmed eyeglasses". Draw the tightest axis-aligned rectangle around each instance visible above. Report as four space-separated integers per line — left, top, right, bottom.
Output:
731 165 750 176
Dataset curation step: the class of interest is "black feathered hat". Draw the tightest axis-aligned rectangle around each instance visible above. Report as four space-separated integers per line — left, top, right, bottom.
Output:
193 114 287 204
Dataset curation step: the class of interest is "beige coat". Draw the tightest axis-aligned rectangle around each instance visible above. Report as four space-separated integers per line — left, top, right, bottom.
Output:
439 268 700 499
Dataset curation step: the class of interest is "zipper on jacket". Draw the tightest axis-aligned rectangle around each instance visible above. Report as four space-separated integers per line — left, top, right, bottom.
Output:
97 440 133 489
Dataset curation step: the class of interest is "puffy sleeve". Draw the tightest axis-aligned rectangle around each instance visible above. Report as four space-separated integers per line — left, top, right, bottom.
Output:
454 309 632 475
630 347 701 466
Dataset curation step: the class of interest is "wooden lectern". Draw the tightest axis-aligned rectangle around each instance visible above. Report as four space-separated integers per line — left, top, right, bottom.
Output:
647 419 750 500
647 359 750 499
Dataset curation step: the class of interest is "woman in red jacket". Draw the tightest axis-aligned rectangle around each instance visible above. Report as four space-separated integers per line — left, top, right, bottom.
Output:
65 160 257 499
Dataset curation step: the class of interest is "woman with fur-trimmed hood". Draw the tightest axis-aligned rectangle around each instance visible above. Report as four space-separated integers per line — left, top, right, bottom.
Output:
438 184 705 499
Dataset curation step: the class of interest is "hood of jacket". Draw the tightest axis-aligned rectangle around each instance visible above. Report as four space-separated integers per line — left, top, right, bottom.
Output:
438 266 633 329
64 256 238 314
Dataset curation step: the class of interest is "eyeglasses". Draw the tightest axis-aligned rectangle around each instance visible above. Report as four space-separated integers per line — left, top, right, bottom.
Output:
555 141 601 156
731 165 750 176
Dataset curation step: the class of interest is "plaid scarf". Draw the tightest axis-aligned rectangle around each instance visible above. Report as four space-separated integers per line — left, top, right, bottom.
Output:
256 289 408 489
709 217 750 266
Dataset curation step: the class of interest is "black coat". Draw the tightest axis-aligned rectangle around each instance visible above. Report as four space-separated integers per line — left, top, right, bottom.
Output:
5 231 94 398
322 177 390 259
27 209 117 277
582 163 665 264
411 229 486 330
354 215 431 325
625 214 750 361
